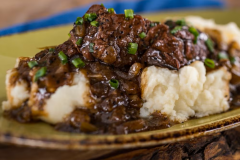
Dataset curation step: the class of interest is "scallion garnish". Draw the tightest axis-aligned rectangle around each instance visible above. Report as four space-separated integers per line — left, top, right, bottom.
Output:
128 43 138 55
90 21 99 27
49 48 55 52
164 20 174 29
68 33 71 37
124 9 134 19
218 52 228 60
176 19 186 26
108 8 115 14
28 61 38 68
58 51 68 64
230 56 236 64
34 67 47 82
109 79 119 89
204 58 215 69
139 32 146 39
89 43 94 52
75 17 84 25
205 38 215 53
71 57 85 68
101 3 104 7
76 38 83 46
150 23 157 27
171 26 182 34
84 13 97 22
188 26 199 44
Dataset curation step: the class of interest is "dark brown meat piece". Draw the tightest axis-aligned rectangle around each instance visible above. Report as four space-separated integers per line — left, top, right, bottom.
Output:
70 4 209 70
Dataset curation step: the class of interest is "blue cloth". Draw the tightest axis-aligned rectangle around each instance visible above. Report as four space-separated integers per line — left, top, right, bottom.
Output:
0 0 225 36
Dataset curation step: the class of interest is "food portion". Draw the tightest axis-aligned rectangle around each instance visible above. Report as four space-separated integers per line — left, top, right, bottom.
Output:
2 4 240 134
141 61 231 122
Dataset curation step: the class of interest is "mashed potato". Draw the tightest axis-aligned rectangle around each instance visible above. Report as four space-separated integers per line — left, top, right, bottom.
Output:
186 16 240 48
2 69 29 110
140 61 231 122
40 72 91 124
2 69 92 124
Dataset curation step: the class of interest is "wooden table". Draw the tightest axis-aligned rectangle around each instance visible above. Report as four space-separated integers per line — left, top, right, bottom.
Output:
1 0 240 159
1 127 240 160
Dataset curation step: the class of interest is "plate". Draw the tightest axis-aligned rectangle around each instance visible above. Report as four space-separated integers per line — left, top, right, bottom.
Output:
1 9 240 150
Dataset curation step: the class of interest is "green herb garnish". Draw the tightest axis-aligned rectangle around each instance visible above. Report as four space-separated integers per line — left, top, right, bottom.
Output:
89 43 94 53
34 67 47 82
205 38 215 53
90 21 99 27
171 26 182 34
139 32 146 39
71 57 85 68
76 38 83 46
128 43 138 55
28 61 38 68
188 26 199 44
124 9 134 19
108 8 115 14
204 58 215 69
58 51 68 64
109 79 119 89
75 17 84 25
84 13 97 22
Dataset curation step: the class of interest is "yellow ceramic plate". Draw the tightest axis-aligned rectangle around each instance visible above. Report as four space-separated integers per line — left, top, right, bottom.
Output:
1 9 240 150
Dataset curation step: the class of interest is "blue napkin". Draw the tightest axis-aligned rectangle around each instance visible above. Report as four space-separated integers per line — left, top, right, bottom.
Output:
0 0 224 36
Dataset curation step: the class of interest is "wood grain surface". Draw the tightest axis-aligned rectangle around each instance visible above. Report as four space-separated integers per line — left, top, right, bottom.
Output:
1 126 240 160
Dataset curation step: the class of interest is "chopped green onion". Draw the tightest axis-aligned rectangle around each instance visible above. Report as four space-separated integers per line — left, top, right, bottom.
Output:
171 26 182 34
75 17 84 25
49 48 55 52
101 3 104 7
124 9 134 19
108 8 115 14
218 52 229 60
84 13 97 22
109 79 119 89
205 38 215 53
128 43 138 55
90 21 99 27
139 32 146 39
34 67 47 82
28 61 38 68
150 23 157 27
165 20 174 29
68 33 71 37
76 38 83 46
188 26 199 44
58 51 68 64
176 19 186 26
89 43 94 52
204 58 215 69
230 56 236 64
71 57 85 68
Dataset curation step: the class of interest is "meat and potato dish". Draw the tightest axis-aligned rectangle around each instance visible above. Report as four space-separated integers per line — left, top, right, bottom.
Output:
2 4 240 134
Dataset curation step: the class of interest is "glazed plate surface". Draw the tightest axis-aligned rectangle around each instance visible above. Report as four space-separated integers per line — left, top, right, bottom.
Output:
1 9 240 150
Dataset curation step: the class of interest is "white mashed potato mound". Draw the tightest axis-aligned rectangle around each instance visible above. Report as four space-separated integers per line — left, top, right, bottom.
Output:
40 72 91 124
185 16 240 47
2 69 29 110
2 68 91 124
140 61 231 122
